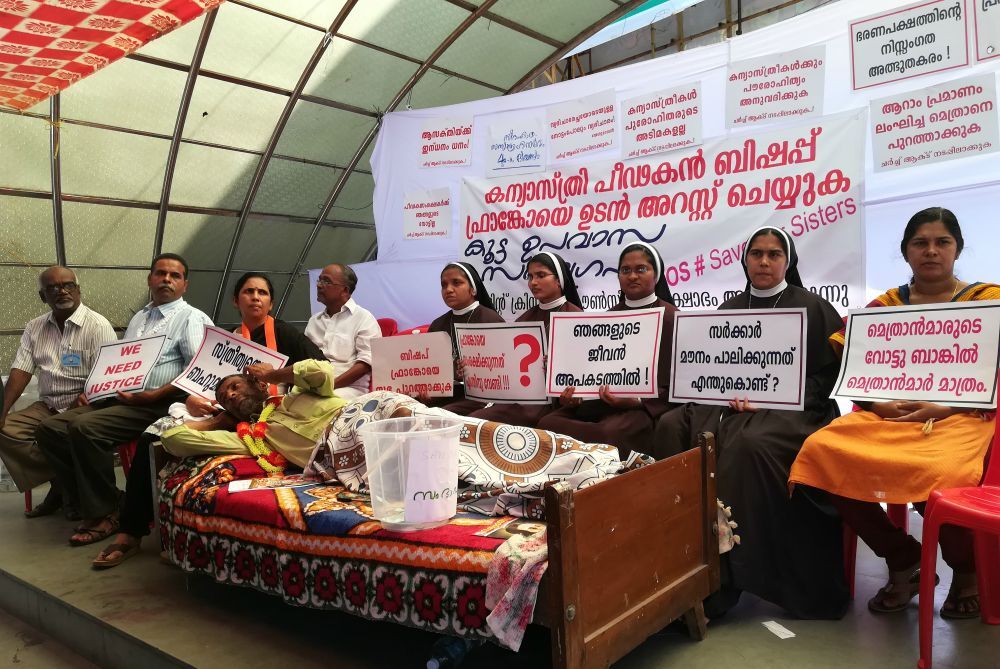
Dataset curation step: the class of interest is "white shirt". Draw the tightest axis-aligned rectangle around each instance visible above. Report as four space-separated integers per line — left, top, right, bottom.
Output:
123 298 213 390
12 304 117 411
304 298 381 395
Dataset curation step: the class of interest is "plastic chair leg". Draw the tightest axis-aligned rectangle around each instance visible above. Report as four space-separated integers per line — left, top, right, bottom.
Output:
917 517 942 669
974 530 1000 624
24 490 31 513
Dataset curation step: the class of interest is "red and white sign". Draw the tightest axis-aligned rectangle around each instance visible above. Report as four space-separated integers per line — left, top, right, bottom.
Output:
454 322 548 404
403 188 452 240
546 309 664 399
172 326 289 401
974 0 1000 61
420 117 473 168
726 45 826 127
84 335 166 402
546 89 617 162
669 309 808 410
871 72 998 171
622 83 702 159
850 0 970 90
371 332 454 397
832 300 1000 408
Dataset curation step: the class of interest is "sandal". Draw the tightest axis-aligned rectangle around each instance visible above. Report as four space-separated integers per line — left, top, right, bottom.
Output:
941 573 979 620
92 540 140 569
69 516 119 547
868 566 938 614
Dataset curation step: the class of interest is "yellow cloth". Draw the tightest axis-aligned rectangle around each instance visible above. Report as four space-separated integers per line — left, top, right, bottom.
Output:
162 359 347 467
790 282 1000 502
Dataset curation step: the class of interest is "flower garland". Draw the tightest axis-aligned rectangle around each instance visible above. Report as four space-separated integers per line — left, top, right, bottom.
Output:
236 396 288 474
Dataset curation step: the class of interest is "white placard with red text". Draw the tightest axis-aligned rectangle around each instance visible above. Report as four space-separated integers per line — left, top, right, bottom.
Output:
461 111 865 319
974 0 1000 61
420 117 473 168
546 309 664 398
622 83 702 159
371 332 454 397
832 300 1000 408
871 72 999 171
850 0 970 90
85 335 167 402
669 309 808 410
172 326 289 400
546 89 617 162
403 188 452 240
726 45 826 127
487 119 546 177
453 322 548 404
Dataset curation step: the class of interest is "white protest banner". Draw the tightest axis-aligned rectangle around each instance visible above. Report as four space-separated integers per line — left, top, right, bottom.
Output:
371 332 454 397
172 326 289 400
726 45 826 127
669 309 808 410
622 83 702 159
871 72 998 171
546 89 617 162
546 309 663 398
850 0 969 91
402 188 452 240
461 111 865 320
487 119 546 177
454 322 548 404
84 335 166 402
832 300 1000 408
420 117 473 168
975 0 1000 61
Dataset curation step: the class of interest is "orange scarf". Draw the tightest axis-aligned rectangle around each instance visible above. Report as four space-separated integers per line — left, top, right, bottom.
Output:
241 316 279 396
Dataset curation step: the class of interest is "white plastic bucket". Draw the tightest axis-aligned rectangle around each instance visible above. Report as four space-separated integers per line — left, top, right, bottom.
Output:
358 416 463 532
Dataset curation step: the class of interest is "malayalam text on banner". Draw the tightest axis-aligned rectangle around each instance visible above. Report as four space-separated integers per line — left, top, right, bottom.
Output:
726 45 826 127
850 0 969 90
371 332 454 397
975 0 1000 61
831 300 1000 408
546 309 664 398
871 72 998 171
487 119 546 178
622 83 702 159
454 322 548 404
173 326 289 400
85 335 166 402
669 309 808 410
546 89 617 162
420 117 473 168
402 188 452 240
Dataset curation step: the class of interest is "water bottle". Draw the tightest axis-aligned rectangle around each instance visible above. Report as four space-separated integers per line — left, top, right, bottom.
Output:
426 636 479 669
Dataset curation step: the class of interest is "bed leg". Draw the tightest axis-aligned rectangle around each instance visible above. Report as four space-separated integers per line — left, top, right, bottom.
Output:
681 601 708 641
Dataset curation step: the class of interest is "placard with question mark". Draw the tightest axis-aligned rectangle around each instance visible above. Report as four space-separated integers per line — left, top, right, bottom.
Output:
454 322 548 404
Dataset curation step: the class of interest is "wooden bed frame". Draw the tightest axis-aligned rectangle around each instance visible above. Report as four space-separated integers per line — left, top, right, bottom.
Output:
539 432 720 668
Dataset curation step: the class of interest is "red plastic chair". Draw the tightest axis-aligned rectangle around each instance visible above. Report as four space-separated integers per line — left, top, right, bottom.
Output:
917 429 1000 668
843 503 910 599
376 318 398 337
405 324 430 335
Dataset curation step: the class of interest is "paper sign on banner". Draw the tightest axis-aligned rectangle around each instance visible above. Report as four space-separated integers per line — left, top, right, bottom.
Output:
850 0 969 90
622 83 702 158
871 73 999 171
402 188 452 240
669 309 808 410
726 45 825 127
371 332 454 397
832 300 1000 408
403 436 458 523
84 335 167 402
974 0 1000 62
546 309 663 398
173 326 289 400
546 89 617 162
454 322 548 404
487 119 546 177
420 117 473 168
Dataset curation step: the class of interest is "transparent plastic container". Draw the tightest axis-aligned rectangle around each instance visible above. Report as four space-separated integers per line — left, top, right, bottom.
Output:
358 416 463 532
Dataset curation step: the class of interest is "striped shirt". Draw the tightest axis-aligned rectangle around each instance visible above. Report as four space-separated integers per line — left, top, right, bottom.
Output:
12 304 117 411
124 298 213 390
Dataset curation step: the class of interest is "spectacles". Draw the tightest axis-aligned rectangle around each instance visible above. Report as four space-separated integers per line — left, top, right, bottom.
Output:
316 278 345 288
526 272 555 281
43 281 79 295
618 266 651 276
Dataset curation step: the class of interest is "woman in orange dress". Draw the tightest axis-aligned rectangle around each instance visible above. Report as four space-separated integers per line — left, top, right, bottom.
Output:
790 207 999 619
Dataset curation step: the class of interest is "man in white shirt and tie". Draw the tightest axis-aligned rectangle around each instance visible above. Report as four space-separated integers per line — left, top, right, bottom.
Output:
35 253 212 546
0 266 116 518
304 263 381 399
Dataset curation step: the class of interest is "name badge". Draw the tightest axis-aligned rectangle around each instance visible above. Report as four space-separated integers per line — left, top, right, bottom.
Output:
61 352 82 368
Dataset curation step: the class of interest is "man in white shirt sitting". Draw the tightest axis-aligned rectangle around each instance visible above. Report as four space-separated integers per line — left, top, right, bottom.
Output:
0 266 116 518
304 263 381 399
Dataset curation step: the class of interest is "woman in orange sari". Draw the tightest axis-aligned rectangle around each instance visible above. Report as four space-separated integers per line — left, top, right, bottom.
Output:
790 207 999 619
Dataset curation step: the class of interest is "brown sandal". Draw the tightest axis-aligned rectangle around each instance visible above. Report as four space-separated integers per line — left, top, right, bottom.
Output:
69 516 119 547
868 566 938 613
92 540 140 569
941 574 980 620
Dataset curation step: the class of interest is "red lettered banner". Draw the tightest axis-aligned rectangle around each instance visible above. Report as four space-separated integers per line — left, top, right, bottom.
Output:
84 335 166 402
